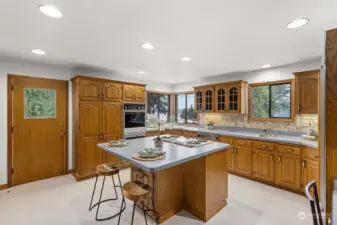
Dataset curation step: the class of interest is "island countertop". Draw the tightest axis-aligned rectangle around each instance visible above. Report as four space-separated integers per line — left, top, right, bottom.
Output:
98 137 229 172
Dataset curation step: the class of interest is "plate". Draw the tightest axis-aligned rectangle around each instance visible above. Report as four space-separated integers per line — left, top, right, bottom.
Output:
138 148 166 158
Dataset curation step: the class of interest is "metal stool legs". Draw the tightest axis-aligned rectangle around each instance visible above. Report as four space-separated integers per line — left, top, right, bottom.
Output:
89 173 126 221
117 200 159 225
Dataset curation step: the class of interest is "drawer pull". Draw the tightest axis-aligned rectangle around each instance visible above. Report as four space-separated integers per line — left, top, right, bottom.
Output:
270 156 273 161
278 156 281 162
241 142 246 145
261 145 267 148
286 149 293 152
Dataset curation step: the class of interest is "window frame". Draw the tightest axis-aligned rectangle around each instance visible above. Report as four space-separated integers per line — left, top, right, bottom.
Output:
248 79 295 122
146 92 171 122
175 92 198 124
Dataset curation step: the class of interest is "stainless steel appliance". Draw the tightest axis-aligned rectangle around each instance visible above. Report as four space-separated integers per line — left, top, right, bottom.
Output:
123 102 146 139
197 132 219 141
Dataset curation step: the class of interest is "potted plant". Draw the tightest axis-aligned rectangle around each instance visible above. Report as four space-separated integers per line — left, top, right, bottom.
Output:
206 120 215 130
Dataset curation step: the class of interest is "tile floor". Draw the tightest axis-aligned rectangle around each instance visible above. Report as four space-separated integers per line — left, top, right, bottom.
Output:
0 168 313 225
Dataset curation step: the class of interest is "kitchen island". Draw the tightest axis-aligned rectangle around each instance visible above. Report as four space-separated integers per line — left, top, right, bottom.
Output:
98 137 229 223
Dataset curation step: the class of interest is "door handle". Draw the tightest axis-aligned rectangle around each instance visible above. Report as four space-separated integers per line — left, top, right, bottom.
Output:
60 132 67 140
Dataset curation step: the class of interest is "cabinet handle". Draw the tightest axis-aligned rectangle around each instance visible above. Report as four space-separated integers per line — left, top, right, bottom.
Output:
302 160 307 168
298 104 301 112
286 149 293 152
261 145 267 148
278 156 281 162
102 93 105 100
270 156 273 161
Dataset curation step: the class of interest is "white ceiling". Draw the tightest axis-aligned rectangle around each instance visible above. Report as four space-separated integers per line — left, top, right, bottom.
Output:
0 0 336 83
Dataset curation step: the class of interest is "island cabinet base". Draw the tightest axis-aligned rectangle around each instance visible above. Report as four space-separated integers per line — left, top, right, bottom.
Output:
131 149 228 223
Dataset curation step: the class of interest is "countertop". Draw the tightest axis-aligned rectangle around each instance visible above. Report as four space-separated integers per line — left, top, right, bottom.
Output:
98 137 229 172
146 126 318 149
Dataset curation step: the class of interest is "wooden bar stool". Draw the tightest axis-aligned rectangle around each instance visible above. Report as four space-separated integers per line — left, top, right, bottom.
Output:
89 164 126 221
117 181 159 225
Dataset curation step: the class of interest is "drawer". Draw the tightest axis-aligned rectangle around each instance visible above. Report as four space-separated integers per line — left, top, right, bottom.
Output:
183 131 198 137
302 147 319 160
254 141 274 151
277 144 301 156
219 136 233 144
146 131 160 137
167 130 182 135
234 139 253 148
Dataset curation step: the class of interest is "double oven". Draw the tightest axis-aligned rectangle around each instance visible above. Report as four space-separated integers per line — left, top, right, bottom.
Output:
123 103 146 139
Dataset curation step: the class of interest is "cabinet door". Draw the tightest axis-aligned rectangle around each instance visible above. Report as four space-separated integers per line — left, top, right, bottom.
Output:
204 88 214 112
219 136 234 171
103 82 122 102
234 146 252 176
253 150 274 182
79 101 102 176
134 86 145 102
227 84 240 113
302 159 319 193
195 89 203 111
215 86 226 112
295 71 319 114
102 102 121 139
123 84 135 101
275 153 301 190
79 79 102 101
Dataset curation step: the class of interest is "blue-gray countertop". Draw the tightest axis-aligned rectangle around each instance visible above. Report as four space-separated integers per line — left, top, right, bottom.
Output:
146 126 319 149
98 137 229 172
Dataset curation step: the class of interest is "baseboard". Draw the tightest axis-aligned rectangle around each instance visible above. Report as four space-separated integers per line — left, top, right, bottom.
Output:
0 184 8 190
66 169 76 174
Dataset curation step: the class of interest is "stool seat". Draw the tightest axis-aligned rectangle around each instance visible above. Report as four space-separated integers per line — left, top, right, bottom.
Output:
96 164 119 176
122 181 149 202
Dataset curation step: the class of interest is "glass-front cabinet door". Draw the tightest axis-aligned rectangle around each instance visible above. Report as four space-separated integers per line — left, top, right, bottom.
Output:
228 84 240 112
195 89 203 111
204 87 214 112
215 85 226 112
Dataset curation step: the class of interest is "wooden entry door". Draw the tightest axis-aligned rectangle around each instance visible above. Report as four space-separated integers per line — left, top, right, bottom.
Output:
9 75 68 186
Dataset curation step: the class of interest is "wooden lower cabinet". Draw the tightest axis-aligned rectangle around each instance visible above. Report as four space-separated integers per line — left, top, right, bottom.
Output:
183 131 198 138
252 149 274 182
234 146 252 177
219 136 234 171
275 152 301 190
78 139 103 177
146 131 160 137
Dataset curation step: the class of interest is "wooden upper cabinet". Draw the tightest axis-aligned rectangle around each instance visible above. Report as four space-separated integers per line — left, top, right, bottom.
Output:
194 81 247 113
195 88 203 111
227 83 240 113
123 84 135 101
204 86 214 112
215 85 227 112
103 82 122 102
79 79 102 101
123 84 146 102
294 70 319 114
134 85 145 102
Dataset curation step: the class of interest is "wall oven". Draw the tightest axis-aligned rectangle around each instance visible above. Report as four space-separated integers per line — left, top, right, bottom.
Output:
123 103 146 139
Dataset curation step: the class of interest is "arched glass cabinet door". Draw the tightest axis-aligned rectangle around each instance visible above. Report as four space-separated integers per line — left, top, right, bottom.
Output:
217 88 226 111
229 87 239 111
196 90 203 111
205 90 213 111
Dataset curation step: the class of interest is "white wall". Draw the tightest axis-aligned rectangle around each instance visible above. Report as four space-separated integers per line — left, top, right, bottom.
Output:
0 58 173 185
172 58 321 92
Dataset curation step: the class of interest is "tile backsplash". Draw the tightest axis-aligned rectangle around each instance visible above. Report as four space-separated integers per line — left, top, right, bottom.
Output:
199 113 318 134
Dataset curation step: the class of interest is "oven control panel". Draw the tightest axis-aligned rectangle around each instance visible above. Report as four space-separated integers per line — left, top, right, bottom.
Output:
123 103 145 110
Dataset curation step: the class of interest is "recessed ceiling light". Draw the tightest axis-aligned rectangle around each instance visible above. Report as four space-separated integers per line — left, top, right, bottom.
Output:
138 70 145 74
261 64 271 68
287 18 309 29
31 49 46 55
141 42 154 50
39 5 63 18
181 57 191 61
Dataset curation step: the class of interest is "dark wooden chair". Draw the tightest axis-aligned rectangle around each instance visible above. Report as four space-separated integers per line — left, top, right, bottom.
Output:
305 180 323 225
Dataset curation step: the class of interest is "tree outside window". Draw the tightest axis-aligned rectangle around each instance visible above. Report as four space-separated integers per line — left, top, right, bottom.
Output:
176 93 197 124
249 80 293 120
147 93 170 122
